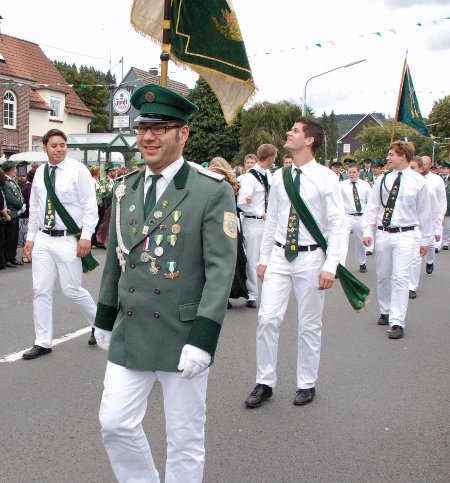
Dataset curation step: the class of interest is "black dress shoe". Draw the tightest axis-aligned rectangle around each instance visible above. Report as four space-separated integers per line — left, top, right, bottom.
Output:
5 261 17 268
245 384 273 408
425 263 434 274
434 247 439 254
245 300 257 308
366 250 373 256
409 290 417 299
377 314 389 325
443 246 448 251
227 301 232 309
294 387 315 406
22 345 52 360
11 259 24 266
88 327 97 346
388 325 404 339
359 263 367 273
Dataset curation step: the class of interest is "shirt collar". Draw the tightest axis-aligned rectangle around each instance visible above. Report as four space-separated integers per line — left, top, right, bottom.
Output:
292 158 316 176
145 156 184 185
253 163 268 175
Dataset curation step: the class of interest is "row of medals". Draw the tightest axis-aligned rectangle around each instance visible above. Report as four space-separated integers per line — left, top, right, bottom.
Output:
139 208 181 277
44 200 55 228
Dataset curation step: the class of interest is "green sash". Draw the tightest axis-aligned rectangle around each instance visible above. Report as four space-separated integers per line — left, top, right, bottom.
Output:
282 166 370 312
44 164 99 273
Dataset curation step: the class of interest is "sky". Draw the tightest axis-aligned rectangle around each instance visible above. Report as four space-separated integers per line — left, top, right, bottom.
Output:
1 0 448 118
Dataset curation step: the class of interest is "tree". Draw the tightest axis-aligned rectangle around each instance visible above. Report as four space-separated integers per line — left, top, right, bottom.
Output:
427 95 450 161
316 110 339 164
53 61 116 133
184 78 241 164
356 120 433 161
237 101 301 166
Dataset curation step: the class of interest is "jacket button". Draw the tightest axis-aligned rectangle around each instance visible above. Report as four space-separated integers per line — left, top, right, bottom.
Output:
154 288 161 295
153 312 160 318
129 287 135 293
127 310 133 316
130 263 136 269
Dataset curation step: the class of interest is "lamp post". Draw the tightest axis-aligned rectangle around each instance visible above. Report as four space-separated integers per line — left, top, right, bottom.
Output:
302 59 366 116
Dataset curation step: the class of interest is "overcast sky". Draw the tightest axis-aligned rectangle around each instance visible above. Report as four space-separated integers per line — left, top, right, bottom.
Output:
1 0 448 117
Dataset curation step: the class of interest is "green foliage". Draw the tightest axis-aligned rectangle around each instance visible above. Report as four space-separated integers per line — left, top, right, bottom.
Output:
427 95 450 161
237 101 301 167
316 110 340 163
184 78 241 164
356 119 433 162
53 61 116 133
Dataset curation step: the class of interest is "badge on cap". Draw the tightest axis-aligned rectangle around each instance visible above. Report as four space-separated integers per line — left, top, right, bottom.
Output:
146 92 155 102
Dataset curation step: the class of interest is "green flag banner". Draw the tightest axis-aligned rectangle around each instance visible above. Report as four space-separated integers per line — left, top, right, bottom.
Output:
131 0 256 126
397 64 431 137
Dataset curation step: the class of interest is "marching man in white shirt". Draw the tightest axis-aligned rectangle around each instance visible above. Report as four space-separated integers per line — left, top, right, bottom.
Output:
340 162 371 273
362 141 432 340
245 117 344 408
22 129 98 359
237 144 277 308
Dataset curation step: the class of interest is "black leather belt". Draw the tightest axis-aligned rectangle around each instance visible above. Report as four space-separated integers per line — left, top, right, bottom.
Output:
377 225 415 233
40 229 68 237
244 215 263 219
275 241 320 251
348 213 363 216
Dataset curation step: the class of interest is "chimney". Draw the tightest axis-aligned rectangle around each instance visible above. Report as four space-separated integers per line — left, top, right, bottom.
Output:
149 67 159 76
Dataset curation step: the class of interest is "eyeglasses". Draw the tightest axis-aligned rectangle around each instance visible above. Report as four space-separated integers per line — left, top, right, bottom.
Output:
136 125 183 136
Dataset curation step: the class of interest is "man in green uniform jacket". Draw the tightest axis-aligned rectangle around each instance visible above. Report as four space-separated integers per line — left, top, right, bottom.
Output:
94 84 237 483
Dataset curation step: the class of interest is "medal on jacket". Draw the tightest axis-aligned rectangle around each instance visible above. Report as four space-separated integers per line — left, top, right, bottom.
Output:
164 261 179 279
167 235 177 247
153 234 164 257
141 237 152 262
171 211 182 222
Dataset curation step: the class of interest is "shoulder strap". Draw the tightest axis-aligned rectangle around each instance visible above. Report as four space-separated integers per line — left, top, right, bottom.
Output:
249 168 269 193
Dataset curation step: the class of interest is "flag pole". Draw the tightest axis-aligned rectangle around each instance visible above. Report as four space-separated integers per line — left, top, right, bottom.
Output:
391 51 408 144
159 0 172 86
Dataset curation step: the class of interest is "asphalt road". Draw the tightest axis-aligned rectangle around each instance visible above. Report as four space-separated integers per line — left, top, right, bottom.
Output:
0 242 449 483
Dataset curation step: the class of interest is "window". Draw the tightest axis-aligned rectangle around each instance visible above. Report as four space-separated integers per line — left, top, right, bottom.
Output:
3 90 17 129
343 143 351 154
50 97 61 119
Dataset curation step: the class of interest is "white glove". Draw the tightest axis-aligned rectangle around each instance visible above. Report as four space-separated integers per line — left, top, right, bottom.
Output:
94 327 112 351
17 204 26 215
177 344 211 379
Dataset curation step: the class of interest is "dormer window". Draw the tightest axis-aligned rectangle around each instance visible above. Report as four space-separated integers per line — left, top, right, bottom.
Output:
3 90 17 129
50 96 62 120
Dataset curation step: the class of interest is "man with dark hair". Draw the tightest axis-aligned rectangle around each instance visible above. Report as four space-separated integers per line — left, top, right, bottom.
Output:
360 158 374 185
245 117 344 408
340 162 371 272
362 141 432 339
330 161 347 181
237 144 277 308
22 128 98 359
1 160 25 268
94 84 237 482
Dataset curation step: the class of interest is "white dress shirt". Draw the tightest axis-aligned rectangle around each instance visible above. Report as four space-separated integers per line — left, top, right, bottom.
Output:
362 167 432 245
259 160 345 274
27 157 99 241
237 164 271 218
340 178 371 214
144 156 184 203
424 172 447 224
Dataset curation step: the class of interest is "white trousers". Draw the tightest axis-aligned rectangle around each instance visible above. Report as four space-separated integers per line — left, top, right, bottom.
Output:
100 361 209 483
340 215 366 267
443 216 450 247
256 245 325 389
408 229 422 291
242 217 265 301
31 231 96 348
375 230 416 328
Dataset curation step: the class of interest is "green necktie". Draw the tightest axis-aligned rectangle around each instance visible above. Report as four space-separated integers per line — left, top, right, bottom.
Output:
352 181 362 212
44 165 57 228
144 174 162 219
382 172 402 227
285 168 301 262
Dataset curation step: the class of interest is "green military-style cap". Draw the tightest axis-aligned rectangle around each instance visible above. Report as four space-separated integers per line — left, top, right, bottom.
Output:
1 160 16 171
344 157 355 164
131 84 199 125
136 159 146 166
105 163 117 172
372 160 384 168
331 161 342 167
363 158 373 164
440 160 450 168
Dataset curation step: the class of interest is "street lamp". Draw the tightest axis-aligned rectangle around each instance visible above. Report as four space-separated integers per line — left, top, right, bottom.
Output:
302 59 366 116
